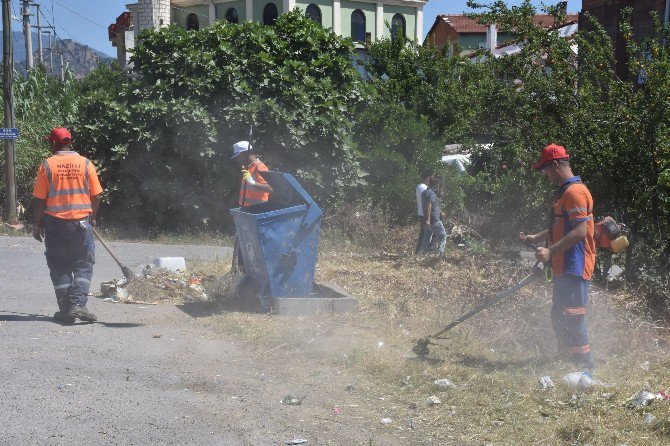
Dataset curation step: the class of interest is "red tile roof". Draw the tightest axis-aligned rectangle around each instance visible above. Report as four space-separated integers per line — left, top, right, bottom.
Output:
437 13 578 34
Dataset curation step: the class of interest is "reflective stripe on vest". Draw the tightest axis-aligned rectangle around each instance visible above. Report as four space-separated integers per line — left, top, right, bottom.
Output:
43 156 93 214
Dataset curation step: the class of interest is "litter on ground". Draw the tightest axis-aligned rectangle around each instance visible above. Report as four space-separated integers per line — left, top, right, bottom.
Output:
562 370 609 392
281 395 305 406
539 376 555 390
434 378 456 389
426 395 442 406
629 391 666 409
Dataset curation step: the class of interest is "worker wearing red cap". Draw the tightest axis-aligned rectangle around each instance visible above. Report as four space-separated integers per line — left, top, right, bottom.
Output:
32 128 103 323
520 144 596 368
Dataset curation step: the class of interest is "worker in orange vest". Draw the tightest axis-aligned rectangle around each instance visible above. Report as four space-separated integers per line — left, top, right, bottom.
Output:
32 128 103 323
231 141 273 272
231 141 273 207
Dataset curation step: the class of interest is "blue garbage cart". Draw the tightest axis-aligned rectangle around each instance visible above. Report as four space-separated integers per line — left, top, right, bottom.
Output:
230 171 322 310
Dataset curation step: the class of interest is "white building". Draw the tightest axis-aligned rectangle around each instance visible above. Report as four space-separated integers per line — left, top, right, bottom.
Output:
109 0 426 68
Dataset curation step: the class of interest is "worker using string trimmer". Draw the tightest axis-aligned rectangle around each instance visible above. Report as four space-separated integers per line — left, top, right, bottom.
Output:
520 144 596 369
231 140 273 272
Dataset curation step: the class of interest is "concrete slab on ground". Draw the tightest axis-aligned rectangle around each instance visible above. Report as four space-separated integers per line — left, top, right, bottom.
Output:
274 282 358 315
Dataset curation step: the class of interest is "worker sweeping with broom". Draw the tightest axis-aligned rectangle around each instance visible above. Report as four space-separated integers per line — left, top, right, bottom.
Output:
32 128 103 323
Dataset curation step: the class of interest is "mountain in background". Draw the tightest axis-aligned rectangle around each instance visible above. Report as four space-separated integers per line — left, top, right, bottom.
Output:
1 31 114 78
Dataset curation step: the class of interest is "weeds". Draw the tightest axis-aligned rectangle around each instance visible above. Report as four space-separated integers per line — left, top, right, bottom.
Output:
193 224 670 445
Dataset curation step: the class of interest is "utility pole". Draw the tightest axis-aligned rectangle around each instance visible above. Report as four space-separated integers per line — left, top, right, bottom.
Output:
2 0 18 223
47 31 52 72
59 51 64 82
31 3 54 70
35 3 42 64
22 0 33 70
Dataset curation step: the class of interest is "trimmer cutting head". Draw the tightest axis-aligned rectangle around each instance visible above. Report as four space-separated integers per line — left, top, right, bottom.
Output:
412 338 431 357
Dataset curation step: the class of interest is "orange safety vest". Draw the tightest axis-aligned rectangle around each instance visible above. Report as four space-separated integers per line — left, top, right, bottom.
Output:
41 153 95 219
239 161 270 207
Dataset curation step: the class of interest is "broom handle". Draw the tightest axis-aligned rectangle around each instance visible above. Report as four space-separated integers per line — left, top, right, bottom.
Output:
91 227 125 270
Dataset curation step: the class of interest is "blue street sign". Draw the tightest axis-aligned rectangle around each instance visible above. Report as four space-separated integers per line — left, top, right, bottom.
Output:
0 128 19 140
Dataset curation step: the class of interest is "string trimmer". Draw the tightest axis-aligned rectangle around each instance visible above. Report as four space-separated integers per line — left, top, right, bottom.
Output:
412 243 550 357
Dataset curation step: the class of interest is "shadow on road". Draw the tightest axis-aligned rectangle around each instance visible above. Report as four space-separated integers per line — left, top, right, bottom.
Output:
0 311 144 328
177 298 264 318
177 302 223 318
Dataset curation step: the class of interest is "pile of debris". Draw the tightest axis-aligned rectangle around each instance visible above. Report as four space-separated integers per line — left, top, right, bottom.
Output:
100 265 221 304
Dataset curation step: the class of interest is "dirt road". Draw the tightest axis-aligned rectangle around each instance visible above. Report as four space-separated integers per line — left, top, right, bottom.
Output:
5 234 670 446
0 237 338 445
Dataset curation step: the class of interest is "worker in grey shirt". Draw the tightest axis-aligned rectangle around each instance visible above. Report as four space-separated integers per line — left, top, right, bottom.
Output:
415 170 433 254
420 177 447 254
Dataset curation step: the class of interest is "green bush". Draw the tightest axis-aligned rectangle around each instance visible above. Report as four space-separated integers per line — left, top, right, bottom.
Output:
0 68 79 218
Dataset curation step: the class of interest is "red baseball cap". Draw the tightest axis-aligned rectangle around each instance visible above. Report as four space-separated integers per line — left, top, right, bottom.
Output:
533 143 570 170
46 127 72 144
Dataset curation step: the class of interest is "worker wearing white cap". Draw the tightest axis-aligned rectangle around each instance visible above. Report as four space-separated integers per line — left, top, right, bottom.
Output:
231 141 272 207
231 141 273 273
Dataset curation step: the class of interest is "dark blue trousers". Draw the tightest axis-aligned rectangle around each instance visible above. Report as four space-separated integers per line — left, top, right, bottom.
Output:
44 215 95 311
551 275 593 364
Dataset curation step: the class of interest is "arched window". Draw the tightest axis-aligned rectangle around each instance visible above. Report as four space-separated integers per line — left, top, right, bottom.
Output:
225 7 239 24
305 4 322 25
391 13 405 38
186 13 200 31
351 10 365 42
263 3 278 26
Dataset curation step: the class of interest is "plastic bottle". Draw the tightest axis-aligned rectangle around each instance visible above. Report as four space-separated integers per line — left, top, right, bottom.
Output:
562 370 596 391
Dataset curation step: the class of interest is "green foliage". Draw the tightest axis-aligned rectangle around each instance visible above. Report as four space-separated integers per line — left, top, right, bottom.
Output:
463 1 670 293
364 32 485 142
36 11 367 232
0 68 79 216
358 31 478 221
360 0 668 305
130 10 365 204
2 4 667 308
352 100 442 221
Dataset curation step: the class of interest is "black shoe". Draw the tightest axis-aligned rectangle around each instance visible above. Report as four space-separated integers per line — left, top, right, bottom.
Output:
571 353 595 370
68 305 97 322
53 310 76 323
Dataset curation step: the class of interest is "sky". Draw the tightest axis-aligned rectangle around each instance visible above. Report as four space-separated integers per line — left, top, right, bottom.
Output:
10 0 582 57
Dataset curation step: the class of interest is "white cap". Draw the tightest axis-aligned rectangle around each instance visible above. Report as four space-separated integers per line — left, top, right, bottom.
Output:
231 141 250 159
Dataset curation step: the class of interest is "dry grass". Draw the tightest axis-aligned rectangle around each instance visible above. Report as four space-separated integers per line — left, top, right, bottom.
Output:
193 223 670 446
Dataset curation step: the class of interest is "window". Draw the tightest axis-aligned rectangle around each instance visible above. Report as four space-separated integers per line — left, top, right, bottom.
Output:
351 10 365 42
305 4 322 25
186 13 199 31
225 7 239 24
263 3 278 26
391 13 405 38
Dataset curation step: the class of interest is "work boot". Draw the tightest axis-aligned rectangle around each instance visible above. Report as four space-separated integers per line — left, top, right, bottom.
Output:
67 305 97 322
572 353 595 370
53 310 76 323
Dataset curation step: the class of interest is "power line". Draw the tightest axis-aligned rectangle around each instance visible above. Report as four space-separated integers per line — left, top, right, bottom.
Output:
38 6 87 73
51 0 105 29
